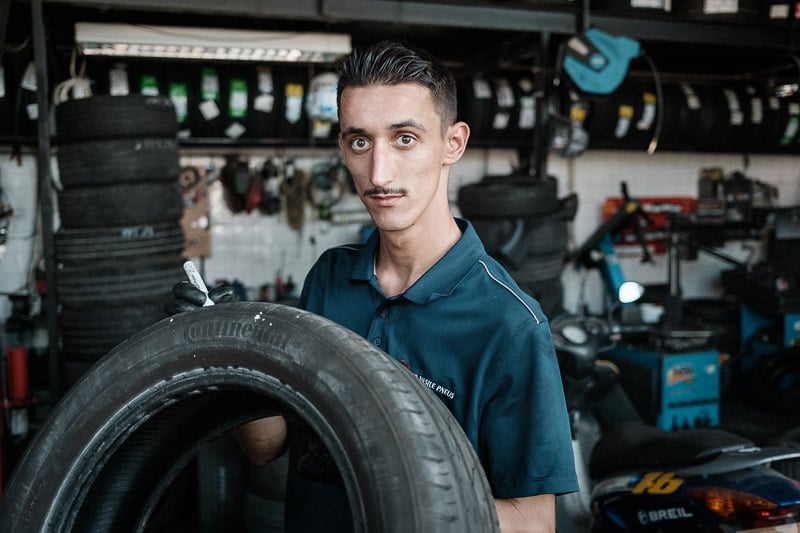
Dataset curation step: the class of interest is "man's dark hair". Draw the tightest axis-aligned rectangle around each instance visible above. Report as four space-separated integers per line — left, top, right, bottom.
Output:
336 40 458 131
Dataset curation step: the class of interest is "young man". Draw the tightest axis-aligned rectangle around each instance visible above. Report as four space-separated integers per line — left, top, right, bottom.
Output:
173 40 577 532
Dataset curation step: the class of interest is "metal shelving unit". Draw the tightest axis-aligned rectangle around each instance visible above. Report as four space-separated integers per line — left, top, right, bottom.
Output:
6 0 799 401
35 0 800 48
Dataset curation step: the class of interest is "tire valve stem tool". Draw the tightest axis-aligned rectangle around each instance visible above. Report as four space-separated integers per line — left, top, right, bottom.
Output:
183 260 215 307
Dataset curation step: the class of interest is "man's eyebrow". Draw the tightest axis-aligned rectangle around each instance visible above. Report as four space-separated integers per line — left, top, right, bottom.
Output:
340 120 427 137
390 119 426 132
340 126 366 137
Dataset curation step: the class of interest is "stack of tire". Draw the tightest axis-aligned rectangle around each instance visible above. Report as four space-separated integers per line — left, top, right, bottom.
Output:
457 175 576 317
54 94 185 387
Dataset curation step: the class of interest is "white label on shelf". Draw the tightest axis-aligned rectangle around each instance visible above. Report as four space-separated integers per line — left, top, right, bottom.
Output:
254 93 275 113
199 99 220 121
704 0 738 14
631 0 665 8
26 102 39 120
229 87 248 118
109 66 130 96
492 111 510 130
723 88 743 125
285 95 302 124
257 67 274 94
311 119 332 138
472 79 492 99
518 96 536 130
225 121 246 139
750 97 763 124
681 83 701 110
637 102 656 130
495 79 514 108
615 116 632 138
769 4 790 18
201 70 220 101
21 62 37 92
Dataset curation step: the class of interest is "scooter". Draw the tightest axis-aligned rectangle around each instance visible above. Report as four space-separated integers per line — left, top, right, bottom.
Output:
553 309 800 532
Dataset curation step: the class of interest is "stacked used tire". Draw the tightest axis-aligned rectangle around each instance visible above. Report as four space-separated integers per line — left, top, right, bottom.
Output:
457 175 576 317
54 94 185 387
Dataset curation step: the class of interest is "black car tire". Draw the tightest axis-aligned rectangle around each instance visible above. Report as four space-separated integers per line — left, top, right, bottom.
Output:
0 302 499 533
55 223 185 263
57 182 184 229
55 94 178 143
458 175 559 218
510 251 565 284
58 299 167 359
55 255 182 305
57 138 180 187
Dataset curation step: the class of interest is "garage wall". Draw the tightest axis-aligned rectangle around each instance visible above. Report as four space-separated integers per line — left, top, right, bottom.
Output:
0 148 796 328
548 150 799 314
184 148 799 315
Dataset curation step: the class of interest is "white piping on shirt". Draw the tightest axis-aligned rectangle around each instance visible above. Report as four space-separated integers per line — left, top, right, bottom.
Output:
478 260 541 324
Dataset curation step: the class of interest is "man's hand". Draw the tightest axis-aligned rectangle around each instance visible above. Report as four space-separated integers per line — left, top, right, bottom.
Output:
233 416 288 465
164 281 237 315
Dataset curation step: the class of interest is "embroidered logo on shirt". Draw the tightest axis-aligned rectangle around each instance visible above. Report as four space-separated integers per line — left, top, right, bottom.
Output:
399 359 455 400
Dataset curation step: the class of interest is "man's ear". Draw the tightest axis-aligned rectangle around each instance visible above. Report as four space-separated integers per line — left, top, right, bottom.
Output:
443 121 470 165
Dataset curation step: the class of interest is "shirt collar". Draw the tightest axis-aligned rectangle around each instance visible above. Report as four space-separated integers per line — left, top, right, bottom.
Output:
350 218 486 304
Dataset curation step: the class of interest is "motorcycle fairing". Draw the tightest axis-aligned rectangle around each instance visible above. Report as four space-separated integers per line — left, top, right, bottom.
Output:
677 447 800 477
738 524 800 532
589 420 754 479
591 465 800 531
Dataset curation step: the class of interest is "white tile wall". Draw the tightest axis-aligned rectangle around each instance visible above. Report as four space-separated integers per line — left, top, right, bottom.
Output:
0 156 40 295
550 150 799 314
0 148 796 325
182 147 799 315
180 150 369 301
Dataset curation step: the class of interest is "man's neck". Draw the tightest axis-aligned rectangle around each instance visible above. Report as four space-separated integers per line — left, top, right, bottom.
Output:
375 215 461 298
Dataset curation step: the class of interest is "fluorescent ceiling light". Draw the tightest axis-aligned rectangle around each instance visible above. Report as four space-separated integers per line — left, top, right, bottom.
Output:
75 22 351 63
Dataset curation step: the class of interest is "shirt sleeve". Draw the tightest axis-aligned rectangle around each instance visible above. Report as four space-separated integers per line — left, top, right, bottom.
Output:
479 318 578 498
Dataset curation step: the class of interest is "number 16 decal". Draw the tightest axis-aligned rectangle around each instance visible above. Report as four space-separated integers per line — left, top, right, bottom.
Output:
632 472 685 495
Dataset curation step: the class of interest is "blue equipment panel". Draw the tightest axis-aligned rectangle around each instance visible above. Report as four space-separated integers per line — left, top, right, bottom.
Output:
608 346 720 431
740 304 800 350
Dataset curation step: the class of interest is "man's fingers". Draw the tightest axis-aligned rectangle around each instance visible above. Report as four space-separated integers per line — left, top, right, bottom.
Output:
172 280 208 306
209 284 238 304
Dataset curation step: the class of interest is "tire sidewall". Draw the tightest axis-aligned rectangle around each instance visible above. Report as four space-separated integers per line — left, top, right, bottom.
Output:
1 303 498 533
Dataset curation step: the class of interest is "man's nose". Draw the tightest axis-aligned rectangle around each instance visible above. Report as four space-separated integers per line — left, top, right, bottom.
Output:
368 144 393 188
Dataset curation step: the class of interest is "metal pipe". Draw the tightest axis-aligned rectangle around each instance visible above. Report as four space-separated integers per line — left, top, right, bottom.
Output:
31 0 61 400
533 31 550 181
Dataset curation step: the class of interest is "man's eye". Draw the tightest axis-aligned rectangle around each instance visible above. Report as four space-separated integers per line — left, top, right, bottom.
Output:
398 134 415 146
350 138 369 150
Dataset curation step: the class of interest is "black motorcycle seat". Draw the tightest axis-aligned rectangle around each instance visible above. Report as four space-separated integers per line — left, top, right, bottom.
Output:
589 420 755 479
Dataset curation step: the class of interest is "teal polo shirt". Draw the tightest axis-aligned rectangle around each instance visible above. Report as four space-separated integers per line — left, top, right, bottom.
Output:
299 218 578 498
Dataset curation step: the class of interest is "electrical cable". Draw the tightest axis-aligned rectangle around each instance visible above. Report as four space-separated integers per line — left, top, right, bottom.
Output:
640 50 663 156
0 36 31 55
52 47 92 105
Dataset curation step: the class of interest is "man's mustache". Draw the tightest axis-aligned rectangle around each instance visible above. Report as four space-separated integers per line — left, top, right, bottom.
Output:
364 188 407 196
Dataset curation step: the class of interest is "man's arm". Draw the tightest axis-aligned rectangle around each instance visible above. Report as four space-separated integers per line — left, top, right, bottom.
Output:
495 494 555 533
232 416 288 465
